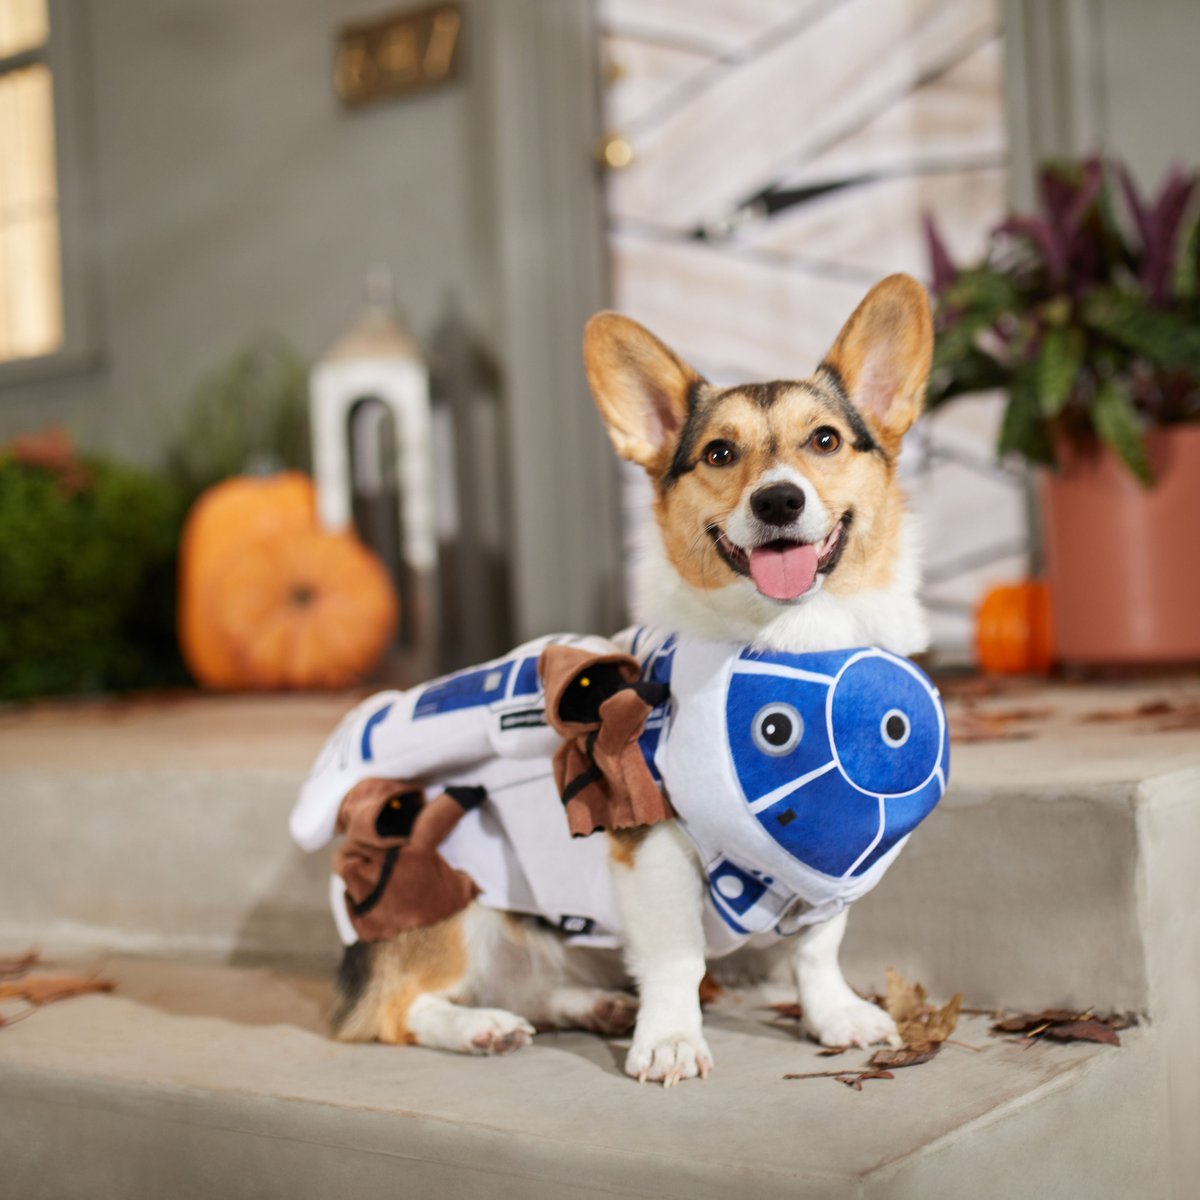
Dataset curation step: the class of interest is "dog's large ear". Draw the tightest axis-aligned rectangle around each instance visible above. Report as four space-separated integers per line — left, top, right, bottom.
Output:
583 312 703 474
819 274 933 453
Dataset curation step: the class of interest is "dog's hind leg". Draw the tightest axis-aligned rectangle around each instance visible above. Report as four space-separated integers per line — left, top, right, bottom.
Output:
405 994 535 1054
332 907 533 1054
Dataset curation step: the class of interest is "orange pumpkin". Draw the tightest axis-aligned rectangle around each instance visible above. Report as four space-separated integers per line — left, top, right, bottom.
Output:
178 472 317 688
203 528 398 690
178 473 398 690
975 580 1053 675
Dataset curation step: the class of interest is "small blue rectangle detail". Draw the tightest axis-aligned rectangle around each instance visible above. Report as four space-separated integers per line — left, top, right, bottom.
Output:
413 662 514 719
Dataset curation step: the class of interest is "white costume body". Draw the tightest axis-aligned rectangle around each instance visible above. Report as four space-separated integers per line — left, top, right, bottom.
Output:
290 629 949 958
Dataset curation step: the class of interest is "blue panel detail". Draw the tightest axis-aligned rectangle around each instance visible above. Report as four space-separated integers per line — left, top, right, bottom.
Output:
360 703 393 762
708 890 750 935
708 859 768 916
727 670 833 806
636 637 676 783
829 654 942 796
851 773 945 877
512 656 542 698
736 645 854 678
413 661 514 719
753 768 883 876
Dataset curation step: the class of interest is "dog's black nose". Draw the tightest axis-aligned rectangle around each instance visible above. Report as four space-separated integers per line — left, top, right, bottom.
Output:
750 482 805 526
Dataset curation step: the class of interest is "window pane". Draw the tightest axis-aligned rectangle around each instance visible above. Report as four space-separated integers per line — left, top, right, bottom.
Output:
0 61 62 360
0 0 49 59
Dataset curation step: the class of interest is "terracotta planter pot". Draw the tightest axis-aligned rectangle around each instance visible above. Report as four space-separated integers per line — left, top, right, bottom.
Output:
1041 424 1200 665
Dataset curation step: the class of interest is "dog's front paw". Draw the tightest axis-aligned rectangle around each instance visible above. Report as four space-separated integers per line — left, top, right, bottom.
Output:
463 1008 536 1055
801 992 898 1049
625 1032 713 1086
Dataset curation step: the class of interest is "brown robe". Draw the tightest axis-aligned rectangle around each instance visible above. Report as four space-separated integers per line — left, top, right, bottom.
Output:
539 644 675 836
332 777 482 942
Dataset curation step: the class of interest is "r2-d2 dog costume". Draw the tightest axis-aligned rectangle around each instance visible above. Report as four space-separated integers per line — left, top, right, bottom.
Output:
290 628 949 957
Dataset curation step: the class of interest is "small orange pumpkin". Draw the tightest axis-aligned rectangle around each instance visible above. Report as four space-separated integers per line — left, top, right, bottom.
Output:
975 580 1053 675
178 472 317 688
203 528 398 690
178 473 398 690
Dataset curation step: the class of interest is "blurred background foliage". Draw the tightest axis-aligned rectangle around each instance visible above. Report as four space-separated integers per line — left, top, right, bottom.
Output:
926 157 1200 483
163 336 311 505
0 447 185 700
1 336 311 701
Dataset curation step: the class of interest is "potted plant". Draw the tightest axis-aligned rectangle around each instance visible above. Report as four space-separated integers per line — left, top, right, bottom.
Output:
925 157 1200 665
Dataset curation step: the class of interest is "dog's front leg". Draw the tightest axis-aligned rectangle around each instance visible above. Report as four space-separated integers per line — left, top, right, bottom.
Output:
610 821 712 1086
793 909 900 1048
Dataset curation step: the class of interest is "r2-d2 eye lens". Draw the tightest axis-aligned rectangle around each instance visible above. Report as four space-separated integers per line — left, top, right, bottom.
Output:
752 703 803 756
881 708 911 747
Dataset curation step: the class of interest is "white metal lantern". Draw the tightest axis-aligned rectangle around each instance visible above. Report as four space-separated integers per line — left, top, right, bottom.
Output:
309 269 438 681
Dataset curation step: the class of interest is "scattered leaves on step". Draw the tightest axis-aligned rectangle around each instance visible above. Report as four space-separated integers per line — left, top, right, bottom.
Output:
1081 698 1200 734
0 975 115 1006
990 1008 1131 1046
882 967 963 1048
698 971 724 1009
836 1069 894 1091
816 1045 849 1057
947 701 1056 743
869 1043 941 1069
0 948 39 979
769 1002 805 1023
785 970 964 1088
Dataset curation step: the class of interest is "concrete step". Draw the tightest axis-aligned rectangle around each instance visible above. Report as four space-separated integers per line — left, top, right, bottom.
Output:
2 678 1198 1193
2 681 1197 1009
0 956 1170 1200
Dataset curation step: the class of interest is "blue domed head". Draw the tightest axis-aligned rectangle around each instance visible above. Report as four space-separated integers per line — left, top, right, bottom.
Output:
726 647 947 878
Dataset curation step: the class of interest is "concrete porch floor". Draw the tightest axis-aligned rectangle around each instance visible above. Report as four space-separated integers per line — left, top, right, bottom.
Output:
0 954 1163 1200
1 673 1198 1197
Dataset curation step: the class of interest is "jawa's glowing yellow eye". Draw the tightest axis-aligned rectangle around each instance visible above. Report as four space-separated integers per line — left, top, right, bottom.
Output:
579 676 590 687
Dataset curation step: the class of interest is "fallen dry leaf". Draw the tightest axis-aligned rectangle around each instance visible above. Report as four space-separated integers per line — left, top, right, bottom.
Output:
869 1043 942 1069
1081 699 1200 733
991 1008 1079 1033
1040 1020 1120 1046
770 1002 805 1022
698 971 723 1008
836 1069 894 1091
1082 700 1176 723
0 949 39 979
990 1008 1128 1047
883 968 962 1047
0 975 115 1006
816 1045 849 1057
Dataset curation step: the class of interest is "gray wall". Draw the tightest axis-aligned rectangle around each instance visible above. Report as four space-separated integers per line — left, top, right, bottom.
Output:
0 0 625 641
0 0 478 461
1005 0 1200 204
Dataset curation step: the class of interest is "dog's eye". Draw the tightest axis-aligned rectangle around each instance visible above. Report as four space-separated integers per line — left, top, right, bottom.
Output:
880 708 911 748
703 440 737 467
751 703 803 756
809 426 841 454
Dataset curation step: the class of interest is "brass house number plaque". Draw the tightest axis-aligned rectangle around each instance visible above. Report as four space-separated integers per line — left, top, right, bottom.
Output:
336 3 462 107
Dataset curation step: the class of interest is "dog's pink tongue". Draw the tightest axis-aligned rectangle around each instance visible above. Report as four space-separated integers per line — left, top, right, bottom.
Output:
749 542 818 600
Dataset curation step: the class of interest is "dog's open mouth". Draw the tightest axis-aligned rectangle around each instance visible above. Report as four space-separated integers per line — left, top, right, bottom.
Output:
708 513 851 601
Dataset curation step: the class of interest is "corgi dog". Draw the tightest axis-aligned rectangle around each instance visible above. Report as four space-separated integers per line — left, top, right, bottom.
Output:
294 274 935 1085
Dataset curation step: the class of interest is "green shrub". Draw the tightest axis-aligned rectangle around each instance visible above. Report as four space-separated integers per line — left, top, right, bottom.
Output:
0 457 186 701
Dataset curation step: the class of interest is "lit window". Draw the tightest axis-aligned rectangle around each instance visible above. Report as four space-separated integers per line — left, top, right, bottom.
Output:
0 0 62 363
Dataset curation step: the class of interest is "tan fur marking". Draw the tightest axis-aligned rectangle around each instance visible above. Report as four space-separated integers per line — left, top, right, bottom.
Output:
336 911 469 1044
608 826 649 869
